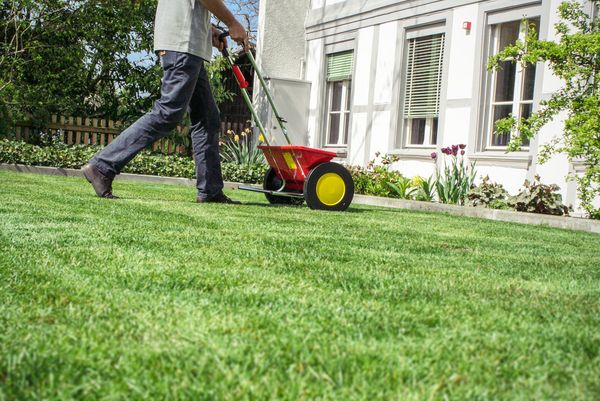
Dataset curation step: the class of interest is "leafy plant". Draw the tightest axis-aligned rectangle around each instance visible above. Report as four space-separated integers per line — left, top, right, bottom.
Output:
220 128 265 165
1 0 161 128
509 175 570 216
488 0 600 218
348 153 407 198
387 176 416 199
432 144 476 205
206 55 235 106
468 176 511 209
413 175 435 202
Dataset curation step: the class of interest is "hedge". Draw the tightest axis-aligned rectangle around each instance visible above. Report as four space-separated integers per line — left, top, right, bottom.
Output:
0 139 268 184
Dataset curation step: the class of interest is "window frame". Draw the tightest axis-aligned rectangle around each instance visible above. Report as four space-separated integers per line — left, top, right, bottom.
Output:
399 23 447 150
323 50 354 149
324 79 352 147
484 18 539 150
479 4 543 153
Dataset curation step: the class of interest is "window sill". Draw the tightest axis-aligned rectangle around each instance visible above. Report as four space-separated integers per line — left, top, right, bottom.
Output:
389 148 437 161
571 158 587 173
470 152 532 169
322 146 348 158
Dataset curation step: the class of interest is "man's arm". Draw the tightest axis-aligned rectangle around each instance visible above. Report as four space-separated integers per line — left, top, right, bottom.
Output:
199 0 249 49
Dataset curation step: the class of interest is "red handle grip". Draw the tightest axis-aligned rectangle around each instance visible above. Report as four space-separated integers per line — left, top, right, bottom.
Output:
232 65 249 89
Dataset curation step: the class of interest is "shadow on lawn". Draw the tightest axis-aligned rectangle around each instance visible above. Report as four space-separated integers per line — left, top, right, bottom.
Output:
84 189 372 214
237 201 370 213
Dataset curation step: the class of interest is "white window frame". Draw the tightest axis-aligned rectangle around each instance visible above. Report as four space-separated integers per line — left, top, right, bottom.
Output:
323 48 353 148
401 24 446 149
324 79 352 147
482 6 542 151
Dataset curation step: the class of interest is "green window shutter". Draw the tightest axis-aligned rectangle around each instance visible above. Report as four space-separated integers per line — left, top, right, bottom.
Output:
404 34 445 118
327 51 354 82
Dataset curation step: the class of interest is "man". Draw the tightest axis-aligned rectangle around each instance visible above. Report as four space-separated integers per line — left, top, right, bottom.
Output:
82 0 249 203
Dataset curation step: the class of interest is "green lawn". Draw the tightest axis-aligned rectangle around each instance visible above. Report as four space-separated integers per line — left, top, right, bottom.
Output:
0 170 599 401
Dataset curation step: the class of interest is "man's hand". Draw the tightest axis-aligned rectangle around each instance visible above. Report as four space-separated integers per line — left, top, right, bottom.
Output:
200 0 249 49
227 20 249 50
212 26 226 51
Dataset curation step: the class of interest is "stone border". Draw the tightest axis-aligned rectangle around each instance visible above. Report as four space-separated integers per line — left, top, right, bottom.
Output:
2 163 599 234
353 195 600 234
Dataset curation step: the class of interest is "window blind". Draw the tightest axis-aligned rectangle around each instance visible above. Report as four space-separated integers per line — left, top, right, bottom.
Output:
404 34 445 118
327 51 354 82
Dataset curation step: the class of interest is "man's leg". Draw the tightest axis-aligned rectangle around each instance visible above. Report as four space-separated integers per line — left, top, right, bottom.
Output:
86 52 203 187
189 63 226 201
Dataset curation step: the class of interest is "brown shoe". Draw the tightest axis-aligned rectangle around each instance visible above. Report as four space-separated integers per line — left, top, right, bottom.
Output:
196 193 240 204
82 164 117 198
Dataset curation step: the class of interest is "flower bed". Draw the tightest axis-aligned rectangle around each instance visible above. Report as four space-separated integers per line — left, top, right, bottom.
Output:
347 145 574 217
0 139 580 217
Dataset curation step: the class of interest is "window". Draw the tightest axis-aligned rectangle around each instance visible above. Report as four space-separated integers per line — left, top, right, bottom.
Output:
486 18 539 148
325 51 353 147
403 33 445 147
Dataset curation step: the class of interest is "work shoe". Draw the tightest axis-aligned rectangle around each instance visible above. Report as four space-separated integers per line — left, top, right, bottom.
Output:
82 163 117 199
196 193 241 204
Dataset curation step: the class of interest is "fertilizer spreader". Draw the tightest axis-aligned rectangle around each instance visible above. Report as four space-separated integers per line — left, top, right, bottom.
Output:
220 32 354 211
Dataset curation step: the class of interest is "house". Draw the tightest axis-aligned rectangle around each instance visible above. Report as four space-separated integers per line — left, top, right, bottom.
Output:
253 0 598 215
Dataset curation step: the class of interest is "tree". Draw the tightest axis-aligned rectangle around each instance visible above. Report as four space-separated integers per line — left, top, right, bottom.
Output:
0 0 250 146
488 1 600 218
225 0 259 41
0 0 161 129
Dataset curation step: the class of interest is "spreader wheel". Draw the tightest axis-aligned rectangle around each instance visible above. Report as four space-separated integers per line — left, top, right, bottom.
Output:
263 167 304 205
304 162 354 211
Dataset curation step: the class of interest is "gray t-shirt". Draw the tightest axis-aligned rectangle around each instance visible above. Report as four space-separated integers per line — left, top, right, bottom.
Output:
154 0 212 61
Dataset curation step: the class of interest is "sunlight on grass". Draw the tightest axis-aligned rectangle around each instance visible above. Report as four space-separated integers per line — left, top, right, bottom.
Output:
0 171 598 401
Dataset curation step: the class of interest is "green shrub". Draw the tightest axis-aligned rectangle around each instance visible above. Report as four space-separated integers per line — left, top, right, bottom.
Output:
468 176 511 209
0 139 267 184
508 175 570 216
347 154 408 198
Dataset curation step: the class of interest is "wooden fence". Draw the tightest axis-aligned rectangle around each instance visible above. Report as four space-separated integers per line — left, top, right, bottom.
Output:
14 115 251 155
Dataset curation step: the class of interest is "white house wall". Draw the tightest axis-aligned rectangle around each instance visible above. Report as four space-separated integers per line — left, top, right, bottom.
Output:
347 25 374 165
256 0 310 80
306 38 324 148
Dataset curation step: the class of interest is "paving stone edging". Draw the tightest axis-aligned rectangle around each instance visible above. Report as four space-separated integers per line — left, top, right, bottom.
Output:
2 163 599 234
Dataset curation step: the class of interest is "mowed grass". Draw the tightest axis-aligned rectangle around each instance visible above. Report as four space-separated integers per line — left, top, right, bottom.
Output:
0 170 599 401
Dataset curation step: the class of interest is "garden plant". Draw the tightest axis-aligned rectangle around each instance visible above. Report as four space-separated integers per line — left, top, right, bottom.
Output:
432 144 477 206
220 128 265 165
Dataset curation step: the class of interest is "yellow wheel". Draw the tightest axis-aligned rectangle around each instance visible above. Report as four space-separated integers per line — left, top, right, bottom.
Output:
316 173 346 206
304 162 354 211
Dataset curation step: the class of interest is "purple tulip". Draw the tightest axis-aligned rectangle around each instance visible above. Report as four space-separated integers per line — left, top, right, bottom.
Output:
459 144 467 150
431 152 438 160
461 150 465 156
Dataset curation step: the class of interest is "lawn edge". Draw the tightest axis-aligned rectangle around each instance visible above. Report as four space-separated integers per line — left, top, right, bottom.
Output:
2 163 599 234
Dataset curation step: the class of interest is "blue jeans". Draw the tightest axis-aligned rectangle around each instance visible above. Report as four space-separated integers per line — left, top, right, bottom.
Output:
90 51 224 200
